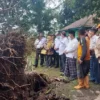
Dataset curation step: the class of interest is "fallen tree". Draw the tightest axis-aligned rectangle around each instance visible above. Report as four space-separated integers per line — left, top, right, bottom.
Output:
0 32 70 100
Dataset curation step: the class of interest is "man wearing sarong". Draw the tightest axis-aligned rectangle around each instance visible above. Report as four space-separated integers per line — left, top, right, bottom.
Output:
74 29 90 89
64 30 78 81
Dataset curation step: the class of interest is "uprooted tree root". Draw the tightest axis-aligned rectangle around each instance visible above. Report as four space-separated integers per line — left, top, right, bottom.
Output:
25 72 70 100
0 32 70 100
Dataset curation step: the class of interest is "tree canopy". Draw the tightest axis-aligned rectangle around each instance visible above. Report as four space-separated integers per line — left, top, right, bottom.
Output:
0 0 100 34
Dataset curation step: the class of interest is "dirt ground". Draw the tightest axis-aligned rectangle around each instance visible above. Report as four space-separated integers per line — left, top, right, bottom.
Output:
26 54 100 100
27 67 100 100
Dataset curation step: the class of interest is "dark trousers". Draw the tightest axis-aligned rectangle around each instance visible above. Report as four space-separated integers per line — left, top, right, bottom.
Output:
90 55 98 81
46 55 52 67
96 63 100 83
51 54 55 66
54 52 59 68
34 49 45 67
34 49 40 67
40 54 46 66
95 60 100 84
78 60 90 78
59 54 66 72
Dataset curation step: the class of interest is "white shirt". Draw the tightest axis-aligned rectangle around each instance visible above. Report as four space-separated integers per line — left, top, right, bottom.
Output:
59 37 69 55
90 35 98 50
65 38 78 58
68 36 71 42
54 37 60 53
34 39 39 48
37 37 46 49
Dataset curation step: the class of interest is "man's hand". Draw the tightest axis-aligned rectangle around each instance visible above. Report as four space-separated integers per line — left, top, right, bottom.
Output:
78 60 83 64
54 47 58 50
98 56 100 59
64 51 68 54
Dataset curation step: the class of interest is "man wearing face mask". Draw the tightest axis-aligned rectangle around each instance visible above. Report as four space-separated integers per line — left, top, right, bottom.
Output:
54 32 60 68
95 24 100 84
59 31 69 72
89 28 99 83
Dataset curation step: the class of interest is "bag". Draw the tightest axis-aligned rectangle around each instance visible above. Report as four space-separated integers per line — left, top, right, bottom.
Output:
41 49 47 54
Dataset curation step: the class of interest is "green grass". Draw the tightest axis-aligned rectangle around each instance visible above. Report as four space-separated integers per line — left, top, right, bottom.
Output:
34 67 61 78
26 52 100 100
26 52 62 78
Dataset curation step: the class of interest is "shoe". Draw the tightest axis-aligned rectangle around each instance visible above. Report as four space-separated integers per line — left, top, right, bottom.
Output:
74 78 84 89
74 85 84 89
60 70 64 72
89 79 95 82
55 66 58 68
33 65 37 68
40 65 44 67
60 73 64 76
94 81 100 84
48 66 52 68
69 77 77 81
84 76 90 89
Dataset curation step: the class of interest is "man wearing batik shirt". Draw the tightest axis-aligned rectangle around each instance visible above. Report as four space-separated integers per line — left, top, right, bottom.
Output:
64 30 78 81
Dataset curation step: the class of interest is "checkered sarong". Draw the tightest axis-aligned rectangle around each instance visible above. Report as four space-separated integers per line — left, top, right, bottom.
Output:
64 57 77 78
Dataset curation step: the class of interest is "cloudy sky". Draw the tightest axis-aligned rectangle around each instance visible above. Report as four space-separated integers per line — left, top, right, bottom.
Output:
46 0 60 8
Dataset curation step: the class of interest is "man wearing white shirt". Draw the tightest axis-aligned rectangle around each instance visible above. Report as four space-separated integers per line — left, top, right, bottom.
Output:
54 33 60 68
64 30 78 81
89 28 99 83
59 31 69 72
33 33 46 67
34 36 39 48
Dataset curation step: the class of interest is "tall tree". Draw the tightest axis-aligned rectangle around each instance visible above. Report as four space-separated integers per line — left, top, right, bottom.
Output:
0 0 54 33
58 0 75 28
58 0 100 28
74 0 100 23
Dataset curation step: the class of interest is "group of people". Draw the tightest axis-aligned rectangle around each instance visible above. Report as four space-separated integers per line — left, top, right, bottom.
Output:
33 24 100 90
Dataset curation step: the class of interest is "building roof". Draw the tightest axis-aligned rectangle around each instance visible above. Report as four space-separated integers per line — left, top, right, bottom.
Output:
62 15 96 31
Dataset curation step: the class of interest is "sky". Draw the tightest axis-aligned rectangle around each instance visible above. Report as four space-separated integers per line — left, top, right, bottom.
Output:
46 0 60 8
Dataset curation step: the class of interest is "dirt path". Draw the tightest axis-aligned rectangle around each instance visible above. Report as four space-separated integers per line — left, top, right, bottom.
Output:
51 82 100 100
95 94 100 100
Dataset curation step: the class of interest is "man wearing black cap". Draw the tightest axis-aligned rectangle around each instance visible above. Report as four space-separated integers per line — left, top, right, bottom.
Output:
64 30 78 81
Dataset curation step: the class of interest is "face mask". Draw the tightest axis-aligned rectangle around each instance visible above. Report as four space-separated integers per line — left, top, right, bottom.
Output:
68 36 71 40
88 33 92 38
57 36 60 39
